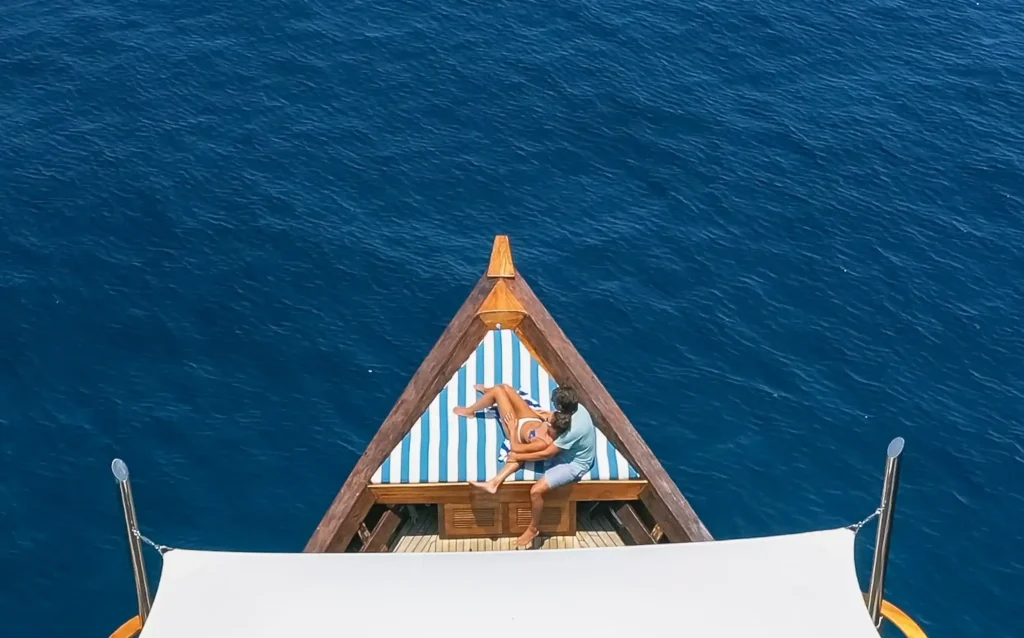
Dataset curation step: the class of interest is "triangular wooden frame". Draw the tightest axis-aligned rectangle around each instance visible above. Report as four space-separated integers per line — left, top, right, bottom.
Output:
304 236 710 552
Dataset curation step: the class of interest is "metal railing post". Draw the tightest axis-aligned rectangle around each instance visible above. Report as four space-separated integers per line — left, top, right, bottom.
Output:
112 459 152 624
867 437 904 628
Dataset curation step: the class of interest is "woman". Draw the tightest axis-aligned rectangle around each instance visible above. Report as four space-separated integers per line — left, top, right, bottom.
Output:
453 384 571 494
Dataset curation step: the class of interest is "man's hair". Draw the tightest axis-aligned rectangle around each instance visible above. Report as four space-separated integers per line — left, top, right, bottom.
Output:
549 411 573 437
551 385 579 415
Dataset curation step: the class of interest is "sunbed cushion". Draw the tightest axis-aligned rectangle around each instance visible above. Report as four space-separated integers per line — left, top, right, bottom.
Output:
371 330 641 484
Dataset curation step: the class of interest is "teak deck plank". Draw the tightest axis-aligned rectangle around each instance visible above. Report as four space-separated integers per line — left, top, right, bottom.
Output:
392 510 622 553
592 513 618 548
584 519 606 548
577 527 595 549
412 532 431 554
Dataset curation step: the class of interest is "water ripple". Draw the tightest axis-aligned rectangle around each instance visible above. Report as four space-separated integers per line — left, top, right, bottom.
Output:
2 0 1023 635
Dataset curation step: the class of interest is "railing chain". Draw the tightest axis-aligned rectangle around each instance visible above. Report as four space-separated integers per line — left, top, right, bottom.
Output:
847 507 881 534
133 527 172 556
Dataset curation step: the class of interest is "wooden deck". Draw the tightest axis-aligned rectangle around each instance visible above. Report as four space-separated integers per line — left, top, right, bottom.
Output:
390 507 625 552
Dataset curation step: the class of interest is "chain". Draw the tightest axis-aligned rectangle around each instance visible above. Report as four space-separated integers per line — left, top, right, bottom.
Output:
133 527 172 555
847 507 882 534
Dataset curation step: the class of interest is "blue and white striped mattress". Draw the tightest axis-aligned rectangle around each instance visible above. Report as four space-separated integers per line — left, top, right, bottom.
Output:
371 329 641 484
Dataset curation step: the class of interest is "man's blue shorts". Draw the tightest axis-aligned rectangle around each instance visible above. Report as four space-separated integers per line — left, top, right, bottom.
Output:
543 461 588 489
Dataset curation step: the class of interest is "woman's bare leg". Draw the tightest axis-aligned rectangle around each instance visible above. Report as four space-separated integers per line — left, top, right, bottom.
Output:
499 385 541 421
454 386 501 416
453 385 517 440
457 385 531 485
469 461 520 495
465 384 536 420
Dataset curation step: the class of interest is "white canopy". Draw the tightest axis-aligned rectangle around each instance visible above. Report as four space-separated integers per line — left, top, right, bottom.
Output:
139 528 879 638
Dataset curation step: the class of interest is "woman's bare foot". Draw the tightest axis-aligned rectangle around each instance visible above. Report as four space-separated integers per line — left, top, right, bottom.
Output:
453 406 476 417
469 480 498 495
474 384 489 394
515 527 539 548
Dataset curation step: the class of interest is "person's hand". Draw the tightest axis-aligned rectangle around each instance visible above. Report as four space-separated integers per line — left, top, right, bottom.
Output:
507 452 519 463
502 411 515 425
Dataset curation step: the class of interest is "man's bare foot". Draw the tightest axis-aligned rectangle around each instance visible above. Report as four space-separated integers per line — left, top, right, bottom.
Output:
453 406 476 417
515 527 539 548
469 481 498 495
474 384 489 394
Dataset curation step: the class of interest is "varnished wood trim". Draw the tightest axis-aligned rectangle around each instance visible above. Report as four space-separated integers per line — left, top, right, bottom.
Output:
506 501 573 536
479 280 524 314
440 503 503 538
477 280 526 330
369 480 647 504
487 235 516 278
360 508 404 553
507 275 712 543
478 311 526 331
304 274 497 553
612 503 655 545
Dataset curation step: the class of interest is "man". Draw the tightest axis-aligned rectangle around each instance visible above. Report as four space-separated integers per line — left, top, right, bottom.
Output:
504 385 596 547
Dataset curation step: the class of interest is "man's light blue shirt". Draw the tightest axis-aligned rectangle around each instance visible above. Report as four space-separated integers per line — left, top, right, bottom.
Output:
553 404 597 476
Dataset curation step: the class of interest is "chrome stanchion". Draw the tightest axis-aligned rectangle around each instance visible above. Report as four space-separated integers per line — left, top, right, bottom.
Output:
867 437 904 628
112 459 152 624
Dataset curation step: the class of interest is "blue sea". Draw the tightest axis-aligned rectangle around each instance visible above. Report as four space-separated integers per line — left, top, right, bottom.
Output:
2 0 1022 635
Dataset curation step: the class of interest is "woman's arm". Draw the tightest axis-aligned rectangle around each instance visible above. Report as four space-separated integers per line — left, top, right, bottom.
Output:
508 442 561 463
511 437 550 453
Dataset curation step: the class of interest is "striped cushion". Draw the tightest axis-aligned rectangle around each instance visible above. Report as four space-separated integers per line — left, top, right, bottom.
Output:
371 329 641 484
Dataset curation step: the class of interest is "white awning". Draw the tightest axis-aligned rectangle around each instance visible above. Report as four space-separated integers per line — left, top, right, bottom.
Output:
139 528 879 638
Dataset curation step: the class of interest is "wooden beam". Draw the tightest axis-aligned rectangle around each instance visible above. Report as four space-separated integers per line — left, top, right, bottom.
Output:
513 326 555 372
360 508 404 553
507 276 712 543
612 503 656 545
322 488 375 553
304 274 497 553
487 235 516 278
369 480 648 505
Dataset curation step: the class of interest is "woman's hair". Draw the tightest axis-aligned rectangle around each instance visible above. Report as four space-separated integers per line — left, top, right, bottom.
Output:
549 411 573 437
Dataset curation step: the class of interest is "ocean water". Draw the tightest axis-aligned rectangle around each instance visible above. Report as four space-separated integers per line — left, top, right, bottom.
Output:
1 0 1022 635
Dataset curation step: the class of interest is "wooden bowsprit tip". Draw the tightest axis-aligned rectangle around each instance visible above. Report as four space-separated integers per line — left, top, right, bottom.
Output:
487 235 515 278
